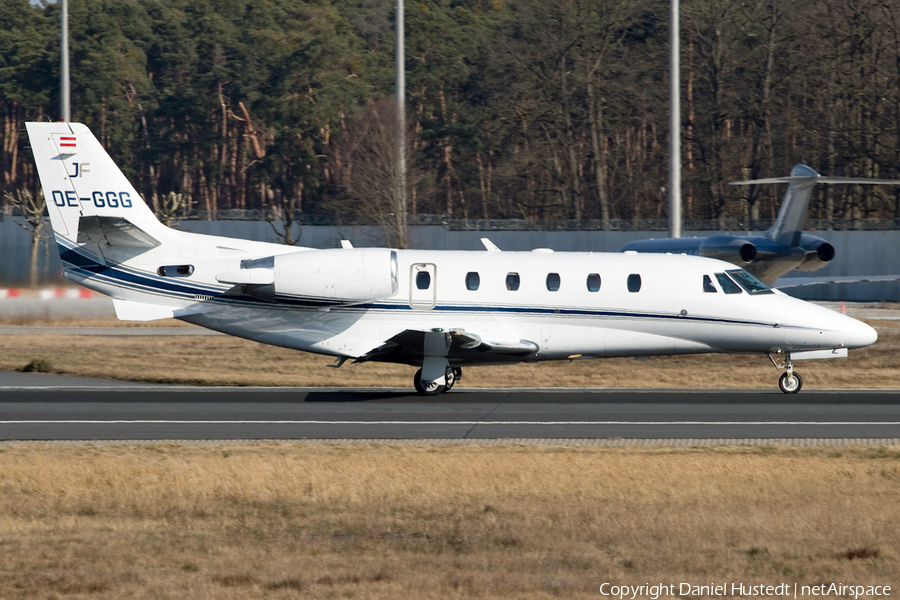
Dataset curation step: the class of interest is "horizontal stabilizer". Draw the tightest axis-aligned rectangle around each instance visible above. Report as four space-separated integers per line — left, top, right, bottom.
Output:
776 274 900 289
112 298 215 321
730 175 900 186
77 216 161 249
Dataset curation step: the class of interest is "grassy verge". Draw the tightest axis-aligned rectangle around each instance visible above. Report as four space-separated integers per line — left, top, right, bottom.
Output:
0 443 896 599
0 319 898 388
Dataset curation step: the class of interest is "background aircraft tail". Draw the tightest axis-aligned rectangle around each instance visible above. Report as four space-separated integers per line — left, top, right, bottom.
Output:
766 164 818 246
730 165 900 246
25 122 171 246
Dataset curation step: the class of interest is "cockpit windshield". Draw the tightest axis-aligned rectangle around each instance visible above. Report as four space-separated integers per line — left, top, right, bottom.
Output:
727 269 774 295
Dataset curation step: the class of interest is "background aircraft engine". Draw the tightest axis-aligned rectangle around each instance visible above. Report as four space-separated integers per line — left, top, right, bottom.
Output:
795 235 835 272
274 248 399 302
698 235 758 264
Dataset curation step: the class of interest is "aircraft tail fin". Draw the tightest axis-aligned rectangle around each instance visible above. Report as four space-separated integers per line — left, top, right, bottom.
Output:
25 122 170 246
729 164 900 246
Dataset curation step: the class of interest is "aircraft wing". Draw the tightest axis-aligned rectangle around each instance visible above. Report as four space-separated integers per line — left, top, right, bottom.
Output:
354 329 539 364
775 274 900 289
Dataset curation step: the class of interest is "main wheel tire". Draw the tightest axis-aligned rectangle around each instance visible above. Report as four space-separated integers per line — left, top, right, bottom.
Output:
414 368 446 396
443 367 461 393
778 372 803 394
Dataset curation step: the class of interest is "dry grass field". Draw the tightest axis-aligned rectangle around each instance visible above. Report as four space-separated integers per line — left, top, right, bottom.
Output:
0 317 899 389
0 443 897 599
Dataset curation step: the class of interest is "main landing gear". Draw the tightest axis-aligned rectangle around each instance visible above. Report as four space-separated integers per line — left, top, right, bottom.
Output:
768 351 802 394
413 367 462 396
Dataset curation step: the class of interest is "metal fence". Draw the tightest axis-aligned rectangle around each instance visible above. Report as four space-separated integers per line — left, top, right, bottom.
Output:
6 209 900 232
3 218 900 301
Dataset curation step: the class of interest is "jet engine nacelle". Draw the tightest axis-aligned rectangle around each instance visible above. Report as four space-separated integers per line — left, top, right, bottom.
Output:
222 248 399 303
275 248 399 301
273 248 400 302
698 235 758 264
795 234 835 272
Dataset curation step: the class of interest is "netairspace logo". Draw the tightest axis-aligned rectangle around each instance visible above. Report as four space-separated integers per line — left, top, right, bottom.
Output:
599 582 892 599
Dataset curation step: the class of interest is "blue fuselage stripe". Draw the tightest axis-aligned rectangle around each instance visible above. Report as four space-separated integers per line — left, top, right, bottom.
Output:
58 242 783 329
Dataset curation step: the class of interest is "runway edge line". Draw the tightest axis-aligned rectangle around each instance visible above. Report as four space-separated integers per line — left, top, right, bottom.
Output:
1 438 899 447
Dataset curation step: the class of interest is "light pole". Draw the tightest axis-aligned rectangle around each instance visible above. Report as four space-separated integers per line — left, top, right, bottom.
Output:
669 0 681 238
395 0 407 236
60 0 70 122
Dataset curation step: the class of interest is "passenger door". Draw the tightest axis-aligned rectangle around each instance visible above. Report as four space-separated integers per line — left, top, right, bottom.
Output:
409 263 437 309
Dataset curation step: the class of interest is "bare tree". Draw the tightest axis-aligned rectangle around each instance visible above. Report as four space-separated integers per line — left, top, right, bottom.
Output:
267 193 302 246
5 189 47 287
330 98 415 248
152 191 187 227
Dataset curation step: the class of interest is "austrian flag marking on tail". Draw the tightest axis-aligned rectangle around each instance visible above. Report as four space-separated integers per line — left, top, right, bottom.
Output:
52 134 77 155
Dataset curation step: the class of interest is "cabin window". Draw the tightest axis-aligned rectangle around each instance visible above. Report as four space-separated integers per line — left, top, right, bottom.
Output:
586 273 601 292
157 265 194 277
546 273 561 291
416 271 431 290
506 272 520 291
715 272 742 294
466 272 480 291
627 274 641 293
703 274 717 293
727 269 774 295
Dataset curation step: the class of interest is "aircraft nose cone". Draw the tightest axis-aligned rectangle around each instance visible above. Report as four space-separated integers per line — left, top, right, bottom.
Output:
851 319 878 348
830 313 878 349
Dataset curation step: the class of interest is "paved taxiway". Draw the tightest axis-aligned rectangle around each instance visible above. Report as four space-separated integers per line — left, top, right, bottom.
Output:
1 371 898 441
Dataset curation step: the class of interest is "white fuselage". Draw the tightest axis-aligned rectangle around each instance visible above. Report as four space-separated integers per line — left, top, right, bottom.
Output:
63 235 876 366
25 121 876 382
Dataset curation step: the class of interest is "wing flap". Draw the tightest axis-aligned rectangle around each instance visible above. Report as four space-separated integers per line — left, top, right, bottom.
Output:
354 329 539 364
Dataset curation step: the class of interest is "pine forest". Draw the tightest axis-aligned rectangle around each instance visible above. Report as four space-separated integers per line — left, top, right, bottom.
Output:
3 0 900 242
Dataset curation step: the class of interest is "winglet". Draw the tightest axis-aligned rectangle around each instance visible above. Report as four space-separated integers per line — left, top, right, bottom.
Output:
481 238 501 252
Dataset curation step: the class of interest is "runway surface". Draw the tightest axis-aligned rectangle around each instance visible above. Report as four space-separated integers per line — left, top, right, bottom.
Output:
1 371 898 441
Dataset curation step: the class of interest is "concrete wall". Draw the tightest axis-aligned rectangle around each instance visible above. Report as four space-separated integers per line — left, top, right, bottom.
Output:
2 218 898 301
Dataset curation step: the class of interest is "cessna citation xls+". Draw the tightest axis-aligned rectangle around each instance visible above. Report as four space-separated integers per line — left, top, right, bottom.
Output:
26 122 877 394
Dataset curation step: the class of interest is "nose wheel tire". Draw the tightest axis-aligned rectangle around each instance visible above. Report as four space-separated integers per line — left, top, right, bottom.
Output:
414 368 446 396
778 372 803 394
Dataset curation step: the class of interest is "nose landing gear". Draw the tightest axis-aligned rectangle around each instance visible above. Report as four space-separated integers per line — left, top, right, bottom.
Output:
768 351 803 394
778 371 803 393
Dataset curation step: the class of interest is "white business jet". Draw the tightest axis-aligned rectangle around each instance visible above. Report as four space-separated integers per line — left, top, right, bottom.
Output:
26 122 877 394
